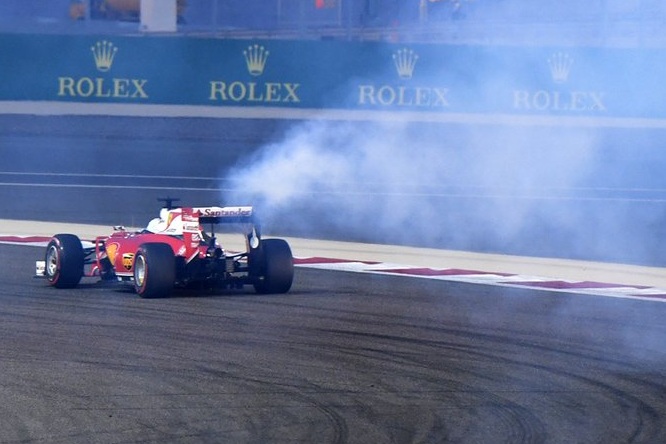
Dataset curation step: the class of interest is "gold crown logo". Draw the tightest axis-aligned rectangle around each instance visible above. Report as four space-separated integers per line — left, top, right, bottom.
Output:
393 48 419 80
243 44 269 76
548 52 573 84
91 40 118 72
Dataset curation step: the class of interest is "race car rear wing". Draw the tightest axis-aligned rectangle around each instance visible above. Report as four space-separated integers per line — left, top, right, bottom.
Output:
182 206 259 257
193 206 256 225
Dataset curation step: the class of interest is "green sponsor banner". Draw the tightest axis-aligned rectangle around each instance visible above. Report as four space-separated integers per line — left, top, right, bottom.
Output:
0 33 665 119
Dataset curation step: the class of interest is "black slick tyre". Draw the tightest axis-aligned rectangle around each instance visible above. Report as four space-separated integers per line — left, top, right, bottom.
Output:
133 243 175 298
253 239 294 294
44 234 84 289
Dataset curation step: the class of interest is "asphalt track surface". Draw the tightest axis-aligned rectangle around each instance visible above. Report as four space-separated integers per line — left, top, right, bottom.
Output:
1 242 666 443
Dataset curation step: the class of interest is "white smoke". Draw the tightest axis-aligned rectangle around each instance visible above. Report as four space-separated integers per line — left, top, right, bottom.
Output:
226 118 603 259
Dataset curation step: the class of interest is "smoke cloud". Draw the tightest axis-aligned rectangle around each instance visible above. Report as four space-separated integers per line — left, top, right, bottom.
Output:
223 118 634 262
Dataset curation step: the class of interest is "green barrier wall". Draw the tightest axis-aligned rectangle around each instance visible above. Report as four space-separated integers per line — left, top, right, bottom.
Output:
1 33 664 120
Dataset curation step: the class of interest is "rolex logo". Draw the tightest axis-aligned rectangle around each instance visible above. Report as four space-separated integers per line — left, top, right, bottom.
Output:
243 44 269 76
91 40 118 72
393 48 418 80
548 52 573 84
59 39 147 100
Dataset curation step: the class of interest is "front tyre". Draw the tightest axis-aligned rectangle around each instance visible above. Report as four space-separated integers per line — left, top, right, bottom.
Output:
133 243 175 299
252 239 294 294
45 234 84 289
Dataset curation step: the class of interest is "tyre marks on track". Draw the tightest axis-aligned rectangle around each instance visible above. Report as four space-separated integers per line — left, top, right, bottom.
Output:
3 243 666 442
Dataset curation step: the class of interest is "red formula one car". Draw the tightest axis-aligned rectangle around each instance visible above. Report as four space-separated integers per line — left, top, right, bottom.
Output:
39 203 294 298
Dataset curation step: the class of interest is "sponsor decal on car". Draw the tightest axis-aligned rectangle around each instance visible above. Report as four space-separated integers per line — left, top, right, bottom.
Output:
106 242 119 264
122 253 134 271
199 207 252 217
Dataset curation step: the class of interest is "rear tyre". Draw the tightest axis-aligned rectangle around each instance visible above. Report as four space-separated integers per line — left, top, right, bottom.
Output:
133 243 175 298
252 239 294 294
44 234 84 289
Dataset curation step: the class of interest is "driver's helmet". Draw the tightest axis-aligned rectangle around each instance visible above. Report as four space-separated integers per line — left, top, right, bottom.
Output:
145 208 183 235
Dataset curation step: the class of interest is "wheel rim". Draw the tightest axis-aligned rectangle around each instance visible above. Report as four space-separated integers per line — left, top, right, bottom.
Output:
46 245 59 277
134 254 146 288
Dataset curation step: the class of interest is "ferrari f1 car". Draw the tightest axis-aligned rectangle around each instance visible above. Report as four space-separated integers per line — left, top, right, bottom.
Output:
39 204 294 298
